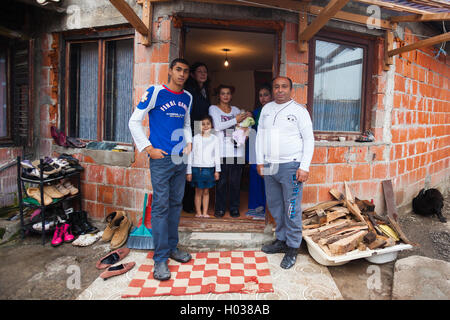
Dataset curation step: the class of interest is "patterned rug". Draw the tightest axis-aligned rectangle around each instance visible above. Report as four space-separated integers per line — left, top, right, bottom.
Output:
122 251 274 298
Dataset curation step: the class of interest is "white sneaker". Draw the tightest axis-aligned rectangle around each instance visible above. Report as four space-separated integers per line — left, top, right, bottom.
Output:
72 231 103 247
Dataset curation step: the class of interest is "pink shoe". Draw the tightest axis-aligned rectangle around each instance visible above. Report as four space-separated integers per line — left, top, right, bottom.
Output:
62 223 75 243
51 225 64 247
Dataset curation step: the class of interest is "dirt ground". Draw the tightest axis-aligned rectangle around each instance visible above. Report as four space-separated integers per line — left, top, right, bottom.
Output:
0 193 448 300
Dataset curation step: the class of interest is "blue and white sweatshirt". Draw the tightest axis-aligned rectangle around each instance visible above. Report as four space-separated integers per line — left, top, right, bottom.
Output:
128 85 193 155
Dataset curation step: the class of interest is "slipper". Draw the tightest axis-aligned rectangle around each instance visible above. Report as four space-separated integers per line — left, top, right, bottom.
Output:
27 187 52 206
43 185 64 199
63 181 78 195
58 130 69 147
72 231 103 247
67 136 86 148
95 248 130 269
55 182 70 196
100 262 135 280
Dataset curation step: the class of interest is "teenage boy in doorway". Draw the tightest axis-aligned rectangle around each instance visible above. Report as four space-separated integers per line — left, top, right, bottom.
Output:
255 76 314 269
128 58 193 281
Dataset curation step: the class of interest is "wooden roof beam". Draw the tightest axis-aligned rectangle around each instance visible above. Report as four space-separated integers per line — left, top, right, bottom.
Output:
388 31 450 57
298 0 351 51
390 12 450 23
354 0 431 14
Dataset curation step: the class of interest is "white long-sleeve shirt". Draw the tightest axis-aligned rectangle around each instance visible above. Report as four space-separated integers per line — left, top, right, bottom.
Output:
255 99 314 172
187 133 221 174
209 105 245 158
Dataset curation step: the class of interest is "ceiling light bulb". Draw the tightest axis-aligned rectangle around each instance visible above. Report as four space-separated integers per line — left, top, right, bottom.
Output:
224 59 229 67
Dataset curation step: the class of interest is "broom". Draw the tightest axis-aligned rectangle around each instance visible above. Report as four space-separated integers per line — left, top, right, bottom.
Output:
127 193 154 250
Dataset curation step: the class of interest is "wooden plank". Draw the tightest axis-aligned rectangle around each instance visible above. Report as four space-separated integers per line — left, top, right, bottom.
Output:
390 12 450 22
363 231 377 244
316 209 327 224
344 181 354 202
328 230 368 255
109 0 149 36
368 238 386 250
318 229 364 246
382 180 417 246
302 219 348 236
298 1 309 52
326 210 347 223
303 200 343 213
140 0 153 46
299 0 351 42
354 0 432 14
388 32 450 57
311 221 367 242
329 188 344 201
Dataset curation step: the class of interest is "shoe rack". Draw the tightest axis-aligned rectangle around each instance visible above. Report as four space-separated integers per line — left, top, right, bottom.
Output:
16 156 83 245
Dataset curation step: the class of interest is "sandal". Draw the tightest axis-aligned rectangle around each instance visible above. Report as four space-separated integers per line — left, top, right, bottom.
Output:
55 182 70 196
27 187 52 206
63 181 78 195
95 248 130 269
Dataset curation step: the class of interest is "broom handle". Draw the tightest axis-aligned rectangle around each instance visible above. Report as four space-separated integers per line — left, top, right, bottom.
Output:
142 193 148 221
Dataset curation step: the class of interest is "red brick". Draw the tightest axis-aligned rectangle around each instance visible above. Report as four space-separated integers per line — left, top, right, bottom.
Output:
286 63 308 85
157 63 169 85
372 163 388 179
152 42 170 63
369 145 385 161
285 22 298 42
86 164 105 183
308 165 327 184
317 186 334 202
98 185 114 205
353 164 370 181
302 186 317 204
105 167 125 186
286 42 308 64
328 147 347 163
115 187 136 209
81 182 97 201
332 164 352 182
126 168 147 188
311 147 326 164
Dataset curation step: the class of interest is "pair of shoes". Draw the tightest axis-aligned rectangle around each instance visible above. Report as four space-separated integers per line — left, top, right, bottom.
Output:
261 239 288 254
214 210 225 218
101 211 132 249
230 209 240 218
170 248 192 263
72 231 103 247
100 262 135 280
69 211 99 236
43 185 65 199
154 261 171 281
96 248 130 269
51 223 75 247
26 187 53 206
280 247 298 269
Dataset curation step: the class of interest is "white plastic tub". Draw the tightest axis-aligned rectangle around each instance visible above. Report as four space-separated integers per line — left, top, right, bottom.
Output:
303 235 412 266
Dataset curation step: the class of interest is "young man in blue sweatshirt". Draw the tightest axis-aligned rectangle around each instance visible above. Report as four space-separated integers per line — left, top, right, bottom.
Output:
129 58 193 281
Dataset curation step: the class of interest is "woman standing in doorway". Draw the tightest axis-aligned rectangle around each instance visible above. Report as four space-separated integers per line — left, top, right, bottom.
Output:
209 85 252 218
182 62 211 213
246 84 272 220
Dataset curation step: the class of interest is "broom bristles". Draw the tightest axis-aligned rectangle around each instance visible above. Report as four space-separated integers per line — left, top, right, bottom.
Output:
127 235 154 250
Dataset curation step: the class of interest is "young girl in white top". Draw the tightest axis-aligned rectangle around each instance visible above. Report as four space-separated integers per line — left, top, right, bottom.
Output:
186 115 221 218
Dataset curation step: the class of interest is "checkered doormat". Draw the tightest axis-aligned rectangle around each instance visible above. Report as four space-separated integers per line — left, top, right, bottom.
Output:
122 251 274 298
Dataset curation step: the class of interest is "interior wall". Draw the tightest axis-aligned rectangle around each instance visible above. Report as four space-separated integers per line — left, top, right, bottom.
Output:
210 70 255 111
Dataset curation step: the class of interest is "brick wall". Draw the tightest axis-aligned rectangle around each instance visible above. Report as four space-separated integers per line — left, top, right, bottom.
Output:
285 22 449 214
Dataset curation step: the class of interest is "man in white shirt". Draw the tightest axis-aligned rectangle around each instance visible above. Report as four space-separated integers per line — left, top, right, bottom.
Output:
255 76 314 269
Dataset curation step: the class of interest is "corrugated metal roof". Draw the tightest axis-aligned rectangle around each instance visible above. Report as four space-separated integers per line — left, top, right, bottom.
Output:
377 0 450 13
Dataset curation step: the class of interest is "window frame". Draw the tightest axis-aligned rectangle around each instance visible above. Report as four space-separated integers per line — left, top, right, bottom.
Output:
0 40 12 145
307 28 374 141
61 28 134 144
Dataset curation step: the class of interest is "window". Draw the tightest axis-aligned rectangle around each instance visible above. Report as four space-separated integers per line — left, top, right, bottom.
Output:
308 30 373 136
0 38 32 146
65 34 134 144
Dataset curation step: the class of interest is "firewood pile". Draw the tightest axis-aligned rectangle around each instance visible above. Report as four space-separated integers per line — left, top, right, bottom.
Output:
302 182 412 256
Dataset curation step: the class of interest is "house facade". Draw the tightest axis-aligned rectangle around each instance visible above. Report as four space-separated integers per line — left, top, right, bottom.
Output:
1 0 449 230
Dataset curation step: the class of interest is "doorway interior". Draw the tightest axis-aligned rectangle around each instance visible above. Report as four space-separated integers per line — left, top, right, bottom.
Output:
180 23 278 231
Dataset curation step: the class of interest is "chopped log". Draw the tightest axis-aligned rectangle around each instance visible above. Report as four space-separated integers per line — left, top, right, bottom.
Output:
302 219 348 236
316 209 327 224
303 200 343 213
345 199 366 222
328 230 368 255
328 206 349 214
329 188 344 201
303 215 319 226
311 222 367 242
384 237 396 247
344 181 354 202
358 242 367 251
318 229 362 246
363 216 376 234
326 210 347 223
368 238 386 250
363 231 377 244
319 243 333 256
303 224 321 229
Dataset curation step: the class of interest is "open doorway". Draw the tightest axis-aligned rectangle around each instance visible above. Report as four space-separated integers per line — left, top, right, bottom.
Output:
180 22 279 232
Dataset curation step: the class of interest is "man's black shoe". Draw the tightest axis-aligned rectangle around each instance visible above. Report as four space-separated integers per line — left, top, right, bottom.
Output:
153 261 171 281
170 248 192 263
230 209 240 218
280 247 298 269
183 207 195 214
214 210 225 218
261 239 288 254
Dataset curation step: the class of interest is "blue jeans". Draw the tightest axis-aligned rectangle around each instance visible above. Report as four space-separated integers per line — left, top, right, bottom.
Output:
149 155 186 263
264 162 303 248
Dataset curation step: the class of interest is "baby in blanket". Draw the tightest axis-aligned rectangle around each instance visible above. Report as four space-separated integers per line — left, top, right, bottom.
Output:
232 116 255 147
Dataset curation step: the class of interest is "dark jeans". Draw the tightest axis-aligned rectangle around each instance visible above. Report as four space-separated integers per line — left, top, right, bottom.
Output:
149 155 186 263
182 181 195 212
215 157 243 212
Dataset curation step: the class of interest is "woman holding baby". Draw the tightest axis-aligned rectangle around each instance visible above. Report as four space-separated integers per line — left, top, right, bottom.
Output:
209 84 252 218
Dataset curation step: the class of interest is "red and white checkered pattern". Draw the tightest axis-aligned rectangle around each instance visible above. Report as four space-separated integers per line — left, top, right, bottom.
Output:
122 251 274 297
